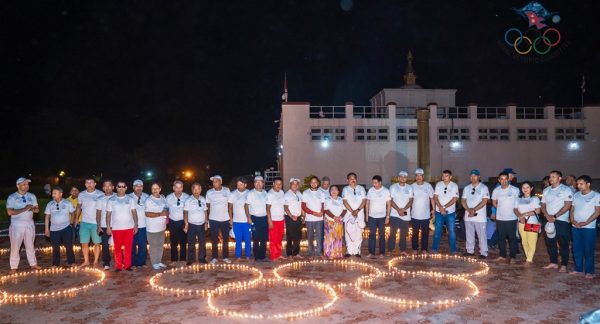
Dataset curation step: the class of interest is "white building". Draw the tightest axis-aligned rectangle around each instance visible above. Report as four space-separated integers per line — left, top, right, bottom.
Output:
277 52 599 185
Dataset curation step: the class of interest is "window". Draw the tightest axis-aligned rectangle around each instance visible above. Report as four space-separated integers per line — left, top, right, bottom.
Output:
396 107 417 119
516 107 545 119
353 106 389 119
310 128 345 141
438 128 470 141
555 107 583 119
437 107 469 119
309 106 345 119
354 127 389 141
556 128 585 140
478 128 510 141
397 128 418 141
477 107 508 119
517 128 547 140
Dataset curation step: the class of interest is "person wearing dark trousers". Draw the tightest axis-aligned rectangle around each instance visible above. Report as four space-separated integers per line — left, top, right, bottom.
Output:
366 175 391 258
491 172 520 264
206 175 232 264
284 178 304 258
570 175 600 279
541 170 573 273
245 176 268 261
183 182 208 264
432 170 460 254
388 171 413 256
166 180 190 265
302 177 326 258
129 180 149 267
95 180 115 270
44 186 76 266
410 168 435 254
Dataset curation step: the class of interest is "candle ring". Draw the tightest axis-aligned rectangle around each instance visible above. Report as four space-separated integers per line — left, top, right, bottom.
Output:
273 259 383 289
388 253 490 277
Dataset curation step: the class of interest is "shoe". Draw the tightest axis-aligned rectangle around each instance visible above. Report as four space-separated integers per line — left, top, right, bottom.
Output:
210 258 218 265
158 263 167 268
479 255 487 259
103 265 110 270
152 264 161 270
463 252 475 256
223 258 232 264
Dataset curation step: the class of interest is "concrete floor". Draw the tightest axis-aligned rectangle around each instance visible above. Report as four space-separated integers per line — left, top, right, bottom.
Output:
0 235 598 323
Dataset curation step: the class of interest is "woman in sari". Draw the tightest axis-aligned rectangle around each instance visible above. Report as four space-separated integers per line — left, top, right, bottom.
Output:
324 185 345 259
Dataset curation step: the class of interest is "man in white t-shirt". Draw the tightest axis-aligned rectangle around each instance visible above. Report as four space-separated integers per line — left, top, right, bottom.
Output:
302 176 325 258
44 186 76 267
342 172 367 257
245 176 268 261
491 172 520 264
105 181 139 271
570 175 600 279
411 168 434 254
267 178 286 261
96 179 115 270
130 179 149 267
228 177 251 260
541 170 573 272
75 177 103 267
184 182 208 265
388 171 413 256
284 177 304 258
461 169 490 258
166 180 190 265
432 169 460 254
206 175 232 264
319 176 331 199
7 177 41 272
366 175 391 258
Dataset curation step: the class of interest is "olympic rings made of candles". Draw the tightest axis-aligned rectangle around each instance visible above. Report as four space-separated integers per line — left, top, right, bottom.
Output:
388 253 490 277
273 259 383 289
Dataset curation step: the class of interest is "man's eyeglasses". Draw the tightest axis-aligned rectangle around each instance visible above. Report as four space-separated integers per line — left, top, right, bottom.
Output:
444 187 448 194
117 185 126 189
198 199 202 207
353 188 356 196
56 204 60 211
471 188 476 195
177 198 181 206
21 196 26 203
137 196 141 205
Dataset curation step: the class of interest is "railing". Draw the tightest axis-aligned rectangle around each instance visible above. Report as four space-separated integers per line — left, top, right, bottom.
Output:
353 106 389 119
309 106 346 119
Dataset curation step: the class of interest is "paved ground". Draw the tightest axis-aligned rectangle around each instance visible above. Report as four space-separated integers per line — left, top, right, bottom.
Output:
0 234 598 323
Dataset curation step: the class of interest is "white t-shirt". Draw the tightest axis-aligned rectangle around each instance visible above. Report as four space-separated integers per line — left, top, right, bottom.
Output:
184 195 208 225
491 185 520 221
341 185 367 219
572 191 600 229
78 189 103 224
434 181 459 213
462 183 490 222
107 195 136 230
129 192 148 228
206 187 231 222
166 192 190 221
302 189 325 222
514 196 541 224
389 183 413 220
228 189 249 223
245 189 267 217
144 195 168 233
319 187 331 199
284 190 303 217
325 196 345 220
6 192 38 226
411 182 434 220
45 199 75 231
266 189 285 221
367 186 391 218
96 193 115 228
542 184 574 222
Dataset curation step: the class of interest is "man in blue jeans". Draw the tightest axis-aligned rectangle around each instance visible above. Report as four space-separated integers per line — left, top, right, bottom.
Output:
129 179 148 267
570 175 599 279
228 177 251 261
366 175 391 258
245 176 268 261
432 170 459 254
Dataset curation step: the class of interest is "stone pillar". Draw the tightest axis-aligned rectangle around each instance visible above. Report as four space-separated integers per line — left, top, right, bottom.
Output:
417 106 431 180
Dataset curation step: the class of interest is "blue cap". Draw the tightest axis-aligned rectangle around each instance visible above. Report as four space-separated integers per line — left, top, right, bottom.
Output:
470 169 480 176
132 179 144 186
502 168 516 174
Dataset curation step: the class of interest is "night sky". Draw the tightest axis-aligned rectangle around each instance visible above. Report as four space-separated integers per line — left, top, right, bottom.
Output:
2 0 599 184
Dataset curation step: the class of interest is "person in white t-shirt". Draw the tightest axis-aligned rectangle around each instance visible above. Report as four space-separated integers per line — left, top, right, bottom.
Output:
319 176 331 199
166 180 190 265
284 178 304 258
432 169 460 254
105 181 138 271
96 179 115 270
245 176 268 261
491 172 520 264
183 182 208 265
570 175 600 279
388 171 413 256
267 178 286 261
342 172 367 257
206 175 232 264
541 170 573 273
44 186 76 267
130 179 149 267
7 177 41 273
145 183 169 270
228 177 251 260
302 176 325 258
366 175 391 258
74 177 103 267
411 168 434 254
513 181 541 265
461 169 490 258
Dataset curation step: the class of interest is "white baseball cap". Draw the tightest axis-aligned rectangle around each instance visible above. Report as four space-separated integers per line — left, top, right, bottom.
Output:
210 175 223 181
132 179 143 186
289 177 301 184
16 177 31 185
415 168 425 175
254 176 264 182
398 171 408 177
545 222 556 239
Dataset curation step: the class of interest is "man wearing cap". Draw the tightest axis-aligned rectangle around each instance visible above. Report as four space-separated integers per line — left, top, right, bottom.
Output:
166 180 189 265
245 176 268 261
388 171 413 256
342 172 367 257
7 177 41 272
229 177 251 261
74 177 104 267
284 177 304 259
96 179 115 270
267 177 286 261
491 172 520 264
130 180 149 267
432 170 460 254
319 176 331 199
183 182 208 265
44 186 76 267
461 170 490 259
206 175 232 264
541 170 573 272
105 181 139 271
411 168 434 254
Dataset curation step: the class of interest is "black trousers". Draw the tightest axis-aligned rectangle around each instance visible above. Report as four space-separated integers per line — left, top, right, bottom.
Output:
209 220 230 259
411 218 430 251
169 220 186 261
101 227 111 267
497 220 518 258
368 217 386 255
187 223 207 262
251 216 268 260
50 225 75 266
545 220 571 266
285 215 302 256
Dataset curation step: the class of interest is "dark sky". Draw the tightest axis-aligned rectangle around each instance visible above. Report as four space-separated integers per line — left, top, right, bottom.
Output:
2 0 598 183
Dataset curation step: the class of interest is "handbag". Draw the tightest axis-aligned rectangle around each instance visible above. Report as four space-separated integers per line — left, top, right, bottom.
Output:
524 213 542 233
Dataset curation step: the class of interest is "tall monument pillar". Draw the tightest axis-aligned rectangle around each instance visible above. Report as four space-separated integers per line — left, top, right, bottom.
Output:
417 107 431 181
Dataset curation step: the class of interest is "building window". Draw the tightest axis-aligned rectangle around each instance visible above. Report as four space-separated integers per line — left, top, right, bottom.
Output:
477 107 508 119
354 127 389 141
310 128 345 141
555 107 583 119
478 128 510 141
556 128 586 140
438 128 470 141
437 107 469 119
516 107 545 119
396 107 417 119
309 106 346 119
517 128 547 140
397 128 418 141
353 106 389 119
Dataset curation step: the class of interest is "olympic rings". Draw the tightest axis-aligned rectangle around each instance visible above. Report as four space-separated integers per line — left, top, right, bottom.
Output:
514 36 533 55
504 27 562 56
533 36 552 55
504 28 522 47
543 27 561 46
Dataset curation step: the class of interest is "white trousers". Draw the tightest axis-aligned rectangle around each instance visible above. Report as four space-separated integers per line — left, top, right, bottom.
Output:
9 222 37 269
465 221 488 256
344 218 365 255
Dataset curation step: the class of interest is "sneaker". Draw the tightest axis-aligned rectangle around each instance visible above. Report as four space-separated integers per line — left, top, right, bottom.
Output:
103 265 110 271
223 258 232 264
152 264 161 270
158 263 168 269
210 258 218 265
